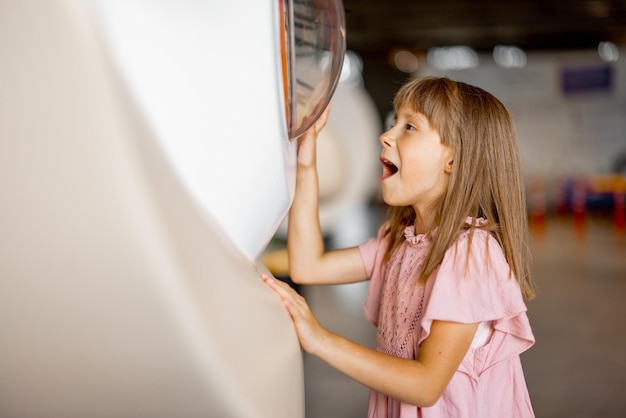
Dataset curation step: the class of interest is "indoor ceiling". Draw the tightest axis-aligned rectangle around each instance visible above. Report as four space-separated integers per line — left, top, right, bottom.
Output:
341 0 626 58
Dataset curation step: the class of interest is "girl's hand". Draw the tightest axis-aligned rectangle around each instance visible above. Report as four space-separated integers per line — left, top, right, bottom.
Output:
261 274 328 354
296 104 331 168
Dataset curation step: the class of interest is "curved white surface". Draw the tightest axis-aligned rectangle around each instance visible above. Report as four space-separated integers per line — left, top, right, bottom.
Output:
93 0 296 261
0 1 304 417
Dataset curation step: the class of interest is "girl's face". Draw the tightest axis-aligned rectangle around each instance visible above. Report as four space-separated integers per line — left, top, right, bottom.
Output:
379 106 453 218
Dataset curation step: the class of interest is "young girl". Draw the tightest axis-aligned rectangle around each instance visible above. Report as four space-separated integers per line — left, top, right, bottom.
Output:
262 76 536 417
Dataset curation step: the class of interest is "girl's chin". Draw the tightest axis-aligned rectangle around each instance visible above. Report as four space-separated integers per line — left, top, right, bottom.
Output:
380 190 415 209
380 192 399 207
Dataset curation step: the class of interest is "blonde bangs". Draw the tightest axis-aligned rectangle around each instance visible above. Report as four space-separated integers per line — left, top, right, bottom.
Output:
393 77 461 148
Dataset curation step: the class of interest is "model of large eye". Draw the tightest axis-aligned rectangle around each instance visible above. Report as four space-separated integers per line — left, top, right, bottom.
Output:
280 0 346 139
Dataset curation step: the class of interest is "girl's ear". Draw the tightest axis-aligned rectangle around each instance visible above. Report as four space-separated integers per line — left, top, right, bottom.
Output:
445 159 454 174
444 146 455 174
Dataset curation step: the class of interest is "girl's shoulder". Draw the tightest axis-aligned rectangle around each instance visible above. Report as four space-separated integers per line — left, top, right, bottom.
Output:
443 221 511 281
453 218 501 253
425 224 527 324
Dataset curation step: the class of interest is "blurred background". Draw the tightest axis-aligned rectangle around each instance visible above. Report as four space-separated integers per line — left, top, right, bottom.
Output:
264 1 626 417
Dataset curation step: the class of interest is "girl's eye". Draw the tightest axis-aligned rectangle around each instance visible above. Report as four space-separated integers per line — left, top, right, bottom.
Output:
405 124 416 131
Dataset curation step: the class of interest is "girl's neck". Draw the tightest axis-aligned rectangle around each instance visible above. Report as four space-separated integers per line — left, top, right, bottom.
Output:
412 202 438 235
413 213 437 235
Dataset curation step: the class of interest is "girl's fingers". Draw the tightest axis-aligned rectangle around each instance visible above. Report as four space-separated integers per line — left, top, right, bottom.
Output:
260 274 322 353
261 274 297 302
261 274 283 294
294 104 332 167
261 274 306 315
261 274 287 290
315 103 331 131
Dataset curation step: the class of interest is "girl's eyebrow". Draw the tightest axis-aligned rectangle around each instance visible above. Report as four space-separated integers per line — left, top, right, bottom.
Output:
398 110 428 127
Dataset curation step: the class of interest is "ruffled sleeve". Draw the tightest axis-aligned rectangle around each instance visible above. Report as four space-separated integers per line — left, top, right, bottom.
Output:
359 223 389 327
418 229 534 375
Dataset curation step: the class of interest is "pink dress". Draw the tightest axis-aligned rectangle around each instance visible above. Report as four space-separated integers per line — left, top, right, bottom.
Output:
359 221 535 418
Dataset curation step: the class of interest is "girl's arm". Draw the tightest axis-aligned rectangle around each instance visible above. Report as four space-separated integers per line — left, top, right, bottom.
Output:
318 319 478 407
262 275 478 407
288 106 368 285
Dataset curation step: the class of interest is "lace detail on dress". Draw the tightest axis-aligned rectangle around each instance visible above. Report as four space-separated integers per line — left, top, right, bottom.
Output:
376 239 428 359
374 217 487 360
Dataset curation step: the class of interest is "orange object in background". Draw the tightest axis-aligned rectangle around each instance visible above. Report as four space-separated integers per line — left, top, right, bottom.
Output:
572 177 588 238
528 177 547 236
614 186 626 237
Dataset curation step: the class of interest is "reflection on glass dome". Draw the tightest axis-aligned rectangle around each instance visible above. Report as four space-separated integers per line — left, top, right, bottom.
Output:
284 0 346 139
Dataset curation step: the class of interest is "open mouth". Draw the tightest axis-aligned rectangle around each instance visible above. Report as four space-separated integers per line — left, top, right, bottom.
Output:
381 158 398 179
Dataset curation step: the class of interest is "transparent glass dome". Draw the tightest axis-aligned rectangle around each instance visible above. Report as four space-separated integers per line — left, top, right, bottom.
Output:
283 0 346 139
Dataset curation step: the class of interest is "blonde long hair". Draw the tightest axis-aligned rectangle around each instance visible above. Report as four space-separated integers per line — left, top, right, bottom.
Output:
383 77 535 299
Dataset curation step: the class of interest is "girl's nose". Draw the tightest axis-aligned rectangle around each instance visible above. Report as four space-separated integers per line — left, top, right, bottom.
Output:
380 129 394 147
